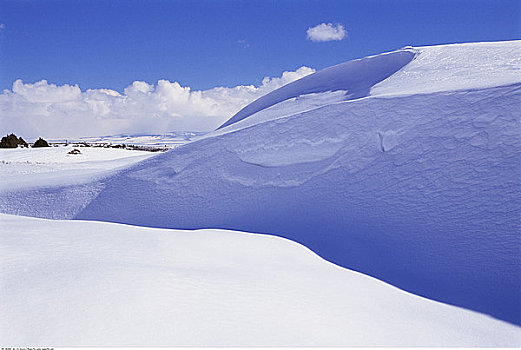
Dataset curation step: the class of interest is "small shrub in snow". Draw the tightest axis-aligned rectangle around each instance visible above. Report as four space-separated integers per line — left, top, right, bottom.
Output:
18 137 28 147
33 137 50 148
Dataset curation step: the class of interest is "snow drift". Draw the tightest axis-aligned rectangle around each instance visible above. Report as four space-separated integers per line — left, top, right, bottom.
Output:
218 48 416 129
1 41 520 326
2 214 520 346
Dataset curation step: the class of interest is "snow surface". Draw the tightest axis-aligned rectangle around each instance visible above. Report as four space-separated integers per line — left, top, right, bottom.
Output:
0 145 156 192
1 41 520 328
218 40 521 134
72 81 521 325
2 213 520 347
210 90 350 137
372 40 521 96
218 48 416 129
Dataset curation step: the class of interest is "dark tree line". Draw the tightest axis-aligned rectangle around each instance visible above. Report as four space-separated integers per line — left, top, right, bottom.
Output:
0 133 49 148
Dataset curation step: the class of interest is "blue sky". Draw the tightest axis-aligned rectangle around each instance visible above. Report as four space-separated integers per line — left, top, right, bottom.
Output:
0 0 519 92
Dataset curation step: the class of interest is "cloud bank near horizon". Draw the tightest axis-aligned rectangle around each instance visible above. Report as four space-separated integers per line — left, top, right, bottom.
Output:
307 23 347 42
0 67 315 139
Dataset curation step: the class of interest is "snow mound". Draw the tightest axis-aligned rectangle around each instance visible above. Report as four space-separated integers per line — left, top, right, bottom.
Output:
218 48 416 129
72 81 521 326
372 40 521 96
218 40 521 133
2 214 520 346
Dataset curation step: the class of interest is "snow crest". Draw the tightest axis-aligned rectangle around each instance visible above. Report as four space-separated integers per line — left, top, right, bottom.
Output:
218 48 416 129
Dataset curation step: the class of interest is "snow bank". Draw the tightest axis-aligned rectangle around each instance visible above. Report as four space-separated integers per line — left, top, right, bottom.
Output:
219 40 521 133
0 146 156 218
1 214 520 346
74 81 521 325
218 48 416 129
372 40 521 96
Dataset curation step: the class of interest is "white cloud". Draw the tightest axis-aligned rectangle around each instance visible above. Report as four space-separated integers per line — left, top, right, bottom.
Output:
0 67 315 139
0 24 5 30
237 39 250 48
306 23 347 42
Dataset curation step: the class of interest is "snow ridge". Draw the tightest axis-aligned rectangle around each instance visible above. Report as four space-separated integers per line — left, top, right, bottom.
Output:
218 48 416 129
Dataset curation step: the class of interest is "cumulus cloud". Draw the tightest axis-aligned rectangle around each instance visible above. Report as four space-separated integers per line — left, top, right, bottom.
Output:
306 23 347 42
0 66 315 139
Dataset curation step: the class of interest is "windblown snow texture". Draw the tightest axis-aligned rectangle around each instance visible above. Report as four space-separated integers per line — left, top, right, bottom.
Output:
2 41 520 326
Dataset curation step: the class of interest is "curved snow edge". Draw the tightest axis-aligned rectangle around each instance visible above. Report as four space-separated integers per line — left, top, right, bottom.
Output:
218 48 417 129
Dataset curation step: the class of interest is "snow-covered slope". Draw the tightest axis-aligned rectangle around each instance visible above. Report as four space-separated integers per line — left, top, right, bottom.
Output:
1 41 520 325
371 40 521 96
2 214 520 347
218 48 416 129
73 81 521 325
217 40 521 134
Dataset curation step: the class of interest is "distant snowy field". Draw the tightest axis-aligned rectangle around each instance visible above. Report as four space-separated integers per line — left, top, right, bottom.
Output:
0 145 156 192
2 213 520 346
49 131 207 148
